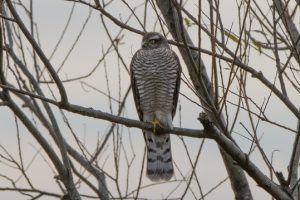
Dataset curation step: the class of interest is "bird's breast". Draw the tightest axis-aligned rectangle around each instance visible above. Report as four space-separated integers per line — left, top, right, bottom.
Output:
132 48 178 114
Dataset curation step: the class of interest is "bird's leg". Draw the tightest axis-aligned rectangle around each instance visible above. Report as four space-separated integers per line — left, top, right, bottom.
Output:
151 118 161 134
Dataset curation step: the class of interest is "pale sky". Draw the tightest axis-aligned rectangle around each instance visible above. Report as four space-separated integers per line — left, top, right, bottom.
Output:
0 0 298 199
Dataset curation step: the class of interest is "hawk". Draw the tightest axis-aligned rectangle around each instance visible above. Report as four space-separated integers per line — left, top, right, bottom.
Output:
130 32 181 181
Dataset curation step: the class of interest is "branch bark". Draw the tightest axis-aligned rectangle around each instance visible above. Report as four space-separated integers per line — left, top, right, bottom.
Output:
0 6 81 199
5 0 68 104
288 108 300 199
198 113 293 200
274 0 300 63
155 1 253 199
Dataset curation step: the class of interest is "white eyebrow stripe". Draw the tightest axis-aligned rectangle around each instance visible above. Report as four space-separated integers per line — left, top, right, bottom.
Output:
149 35 161 40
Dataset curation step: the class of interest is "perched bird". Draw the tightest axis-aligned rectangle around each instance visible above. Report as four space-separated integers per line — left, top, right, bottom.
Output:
130 32 181 181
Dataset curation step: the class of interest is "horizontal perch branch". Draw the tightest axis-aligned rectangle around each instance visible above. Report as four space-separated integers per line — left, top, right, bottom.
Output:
0 83 208 139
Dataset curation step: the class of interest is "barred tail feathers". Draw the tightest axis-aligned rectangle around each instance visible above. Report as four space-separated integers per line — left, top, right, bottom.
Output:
145 130 174 181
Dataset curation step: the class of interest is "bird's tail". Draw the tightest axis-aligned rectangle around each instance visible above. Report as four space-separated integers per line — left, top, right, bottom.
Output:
145 130 174 181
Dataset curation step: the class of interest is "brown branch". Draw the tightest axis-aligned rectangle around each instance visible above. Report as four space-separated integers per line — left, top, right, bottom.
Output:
6 0 69 105
66 0 144 36
198 113 293 200
0 83 208 139
0 187 61 198
155 1 253 200
288 107 300 199
0 14 16 22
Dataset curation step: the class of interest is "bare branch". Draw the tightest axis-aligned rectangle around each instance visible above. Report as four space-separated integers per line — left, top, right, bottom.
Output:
6 0 69 105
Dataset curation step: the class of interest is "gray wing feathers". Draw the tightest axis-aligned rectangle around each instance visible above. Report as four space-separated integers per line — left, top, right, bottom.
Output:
172 54 182 118
130 53 143 121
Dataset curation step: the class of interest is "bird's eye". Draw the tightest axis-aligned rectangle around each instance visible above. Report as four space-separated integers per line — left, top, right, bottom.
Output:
149 39 156 44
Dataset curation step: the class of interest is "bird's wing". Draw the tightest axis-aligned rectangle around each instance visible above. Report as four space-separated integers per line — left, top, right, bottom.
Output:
171 52 182 118
130 52 143 121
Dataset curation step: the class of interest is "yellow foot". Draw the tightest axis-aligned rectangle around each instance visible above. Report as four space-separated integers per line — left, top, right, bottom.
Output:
151 118 161 134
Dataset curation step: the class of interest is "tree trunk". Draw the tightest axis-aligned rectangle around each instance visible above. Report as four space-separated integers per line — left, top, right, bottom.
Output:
155 1 253 199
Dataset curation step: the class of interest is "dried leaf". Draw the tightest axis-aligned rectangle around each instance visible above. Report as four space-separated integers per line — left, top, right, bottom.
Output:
224 30 239 43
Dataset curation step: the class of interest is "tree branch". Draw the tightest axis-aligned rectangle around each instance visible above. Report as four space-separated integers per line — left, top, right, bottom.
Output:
0 83 208 139
5 0 69 105
155 1 253 199
198 113 293 200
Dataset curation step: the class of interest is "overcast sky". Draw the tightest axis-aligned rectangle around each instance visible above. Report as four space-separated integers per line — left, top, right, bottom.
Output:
0 0 298 199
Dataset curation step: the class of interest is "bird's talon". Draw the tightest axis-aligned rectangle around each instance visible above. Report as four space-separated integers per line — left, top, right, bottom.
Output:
151 118 161 134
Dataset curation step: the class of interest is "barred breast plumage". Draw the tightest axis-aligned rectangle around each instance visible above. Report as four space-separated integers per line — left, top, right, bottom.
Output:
132 48 178 115
130 32 181 181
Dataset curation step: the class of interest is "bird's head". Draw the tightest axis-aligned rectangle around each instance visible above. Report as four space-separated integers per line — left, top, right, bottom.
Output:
141 32 169 49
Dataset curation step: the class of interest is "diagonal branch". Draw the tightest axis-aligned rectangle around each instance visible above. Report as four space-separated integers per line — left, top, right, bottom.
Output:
155 1 253 199
287 108 300 199
198 113 293 200
274 0 300 63
5 0 68 105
